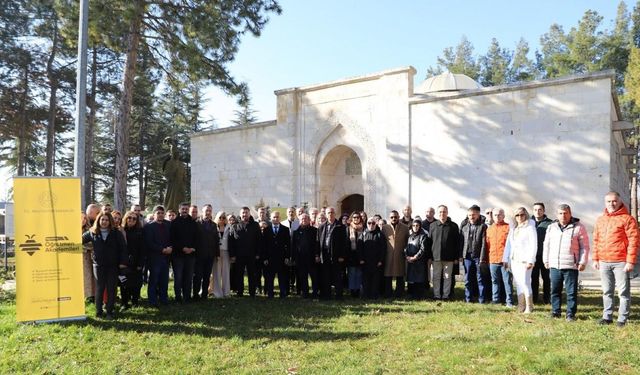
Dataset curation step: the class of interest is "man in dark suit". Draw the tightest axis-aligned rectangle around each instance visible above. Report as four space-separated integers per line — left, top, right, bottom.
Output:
292 213 320 298
281 206 300 294
193 204 220 300
144 205 172 307
317 207 348 300
229 206 261 297
262 211 291 298
170 202 198 303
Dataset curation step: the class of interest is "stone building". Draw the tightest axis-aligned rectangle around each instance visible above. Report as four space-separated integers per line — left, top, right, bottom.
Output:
191 67 631 234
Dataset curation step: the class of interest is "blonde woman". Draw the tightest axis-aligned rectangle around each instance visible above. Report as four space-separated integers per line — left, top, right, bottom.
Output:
503 207 538 313
211 211 232 298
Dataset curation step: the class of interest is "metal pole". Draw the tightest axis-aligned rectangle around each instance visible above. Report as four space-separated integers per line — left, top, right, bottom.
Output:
74 0 89 209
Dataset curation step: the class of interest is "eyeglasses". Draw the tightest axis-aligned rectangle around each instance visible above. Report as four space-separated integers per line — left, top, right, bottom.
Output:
367 221 377 225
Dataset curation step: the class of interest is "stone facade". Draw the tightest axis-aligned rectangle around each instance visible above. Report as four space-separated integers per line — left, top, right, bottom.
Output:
191 68 629 238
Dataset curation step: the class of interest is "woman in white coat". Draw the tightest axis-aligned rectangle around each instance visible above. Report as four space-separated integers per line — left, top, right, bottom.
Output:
211 211 232 298
503 207 538 313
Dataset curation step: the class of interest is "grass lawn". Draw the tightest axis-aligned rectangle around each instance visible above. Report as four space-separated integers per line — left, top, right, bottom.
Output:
1 284 639 374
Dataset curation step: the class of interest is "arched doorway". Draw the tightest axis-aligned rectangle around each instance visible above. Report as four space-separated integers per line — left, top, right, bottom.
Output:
317 145 364 211
340 194 364 215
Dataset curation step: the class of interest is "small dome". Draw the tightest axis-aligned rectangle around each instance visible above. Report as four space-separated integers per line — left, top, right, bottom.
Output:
415 72 481 93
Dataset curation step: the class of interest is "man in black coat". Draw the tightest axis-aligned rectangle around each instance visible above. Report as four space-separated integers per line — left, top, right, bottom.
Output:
229 206 261 297
170 202 198 303
144 205 172 307
262 211 291 298
193 204 220 300
358 218 386 299
317 207 348 300
292 213 320 298
429 205 461 300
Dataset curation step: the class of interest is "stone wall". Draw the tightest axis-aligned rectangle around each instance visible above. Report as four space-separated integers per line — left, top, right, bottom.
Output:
409 73 621 235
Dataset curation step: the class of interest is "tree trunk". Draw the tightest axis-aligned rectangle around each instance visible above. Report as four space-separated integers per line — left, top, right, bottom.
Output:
114 1 144 211
45 19 59 176
138 118 145 209
85 46 97 204
632 137 638 221
17 64 29 176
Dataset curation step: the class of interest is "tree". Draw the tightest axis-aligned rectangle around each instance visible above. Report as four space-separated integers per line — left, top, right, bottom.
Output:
509 38 536 82
427 36 480 80
107 0 281 211
478 38 512 86
231 92 258 127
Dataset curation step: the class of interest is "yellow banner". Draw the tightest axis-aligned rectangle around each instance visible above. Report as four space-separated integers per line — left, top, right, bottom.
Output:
14 177 85 322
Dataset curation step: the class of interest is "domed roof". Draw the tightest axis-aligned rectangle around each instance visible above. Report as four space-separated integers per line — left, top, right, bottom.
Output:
415 72 481 93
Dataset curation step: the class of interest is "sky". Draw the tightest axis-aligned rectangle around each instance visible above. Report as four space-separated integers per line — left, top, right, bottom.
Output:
202 0 621 127
0 0 624 200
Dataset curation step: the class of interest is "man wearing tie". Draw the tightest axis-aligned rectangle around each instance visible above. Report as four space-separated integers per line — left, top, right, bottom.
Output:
281 207 300 294
317 207 348 300
262 211 291 298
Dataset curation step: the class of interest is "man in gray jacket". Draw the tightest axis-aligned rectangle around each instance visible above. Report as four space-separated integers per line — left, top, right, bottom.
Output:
543 204 590 321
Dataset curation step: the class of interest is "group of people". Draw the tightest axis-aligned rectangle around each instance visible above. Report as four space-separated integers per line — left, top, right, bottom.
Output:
80 191 637 327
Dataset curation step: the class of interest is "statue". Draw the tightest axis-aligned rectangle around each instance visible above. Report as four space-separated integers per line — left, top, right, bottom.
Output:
162 137 187 213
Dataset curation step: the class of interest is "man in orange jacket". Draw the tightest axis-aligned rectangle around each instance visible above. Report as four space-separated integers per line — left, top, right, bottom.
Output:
593 191 639 327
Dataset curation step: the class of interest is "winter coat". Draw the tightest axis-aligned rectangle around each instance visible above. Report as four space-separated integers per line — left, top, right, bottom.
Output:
228 219 261 258
533 215 553 262
543 217 590 270
357 228 386 272
346 225 364 267
123 226 144 269
404 231 429 283
459 219 487 262
503 219 537 265
196 218 220 259
382 223 410 277
82 229 128 267
486 221 509 264
317 220 348 264
593 204 639 264
429 218 461 262
170 215 198 258
292 225 319 266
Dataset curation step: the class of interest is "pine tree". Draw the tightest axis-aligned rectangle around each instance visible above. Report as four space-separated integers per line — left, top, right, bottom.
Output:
478 38 512 86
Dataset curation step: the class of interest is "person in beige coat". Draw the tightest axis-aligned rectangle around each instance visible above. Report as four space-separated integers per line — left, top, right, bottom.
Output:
382 210 410 298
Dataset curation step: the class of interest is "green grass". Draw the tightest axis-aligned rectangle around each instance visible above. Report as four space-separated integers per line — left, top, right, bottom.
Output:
0 285 639 374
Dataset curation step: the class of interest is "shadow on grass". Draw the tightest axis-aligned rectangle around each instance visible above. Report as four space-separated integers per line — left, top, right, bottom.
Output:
80 296 412 343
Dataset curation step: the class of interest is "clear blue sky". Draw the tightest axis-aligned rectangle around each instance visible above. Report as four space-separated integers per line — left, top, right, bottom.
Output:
203 0 622 126
0 0 625 200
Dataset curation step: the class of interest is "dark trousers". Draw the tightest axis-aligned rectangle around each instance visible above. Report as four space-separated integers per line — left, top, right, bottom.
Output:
407 282 425 300
234 255 257 297
297 262 318 298
319 262 344 299
362 267 382 299
463 257 491 303
93 264 118 314
148 256 169 305
550 268 579 317
120 268 142 306
384 276 405 298
193 256 214 299
172 256 195 302
265 263 288 298
532 260 550 303
255 258 265 294
289 264 298 294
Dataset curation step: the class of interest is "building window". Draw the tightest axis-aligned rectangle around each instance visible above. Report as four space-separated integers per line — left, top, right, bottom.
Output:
345 151 362 175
